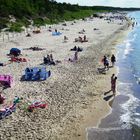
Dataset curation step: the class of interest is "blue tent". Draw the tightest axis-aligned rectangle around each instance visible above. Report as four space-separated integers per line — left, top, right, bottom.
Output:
24 67 51 81
10 48 21 56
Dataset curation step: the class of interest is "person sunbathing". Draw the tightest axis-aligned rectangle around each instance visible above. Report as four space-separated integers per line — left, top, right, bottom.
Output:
26 33 31 37
63 36 68 42
70 46 77 51
70 46 83 52
44 55 50 64
55 29 57 32
77 47 83 52
44 54 55 65
64 36 68 41
50 54 55 65
79 36 82 42
83 35 87 42
82 29 85 32
68 51 78 62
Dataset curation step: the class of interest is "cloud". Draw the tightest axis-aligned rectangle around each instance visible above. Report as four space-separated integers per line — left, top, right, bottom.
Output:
56 0 140 8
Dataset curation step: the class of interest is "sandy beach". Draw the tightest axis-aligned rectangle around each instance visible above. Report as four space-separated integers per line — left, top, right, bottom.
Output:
0 13 131 140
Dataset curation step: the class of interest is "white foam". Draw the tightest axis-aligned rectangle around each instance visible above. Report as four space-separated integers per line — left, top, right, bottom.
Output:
124 43 133 55
122 32 137 59
120 93 140 125
134 112 140 116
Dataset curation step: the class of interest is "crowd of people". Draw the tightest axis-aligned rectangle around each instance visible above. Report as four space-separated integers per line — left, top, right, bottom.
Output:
44 54 55 65
102 54 116 70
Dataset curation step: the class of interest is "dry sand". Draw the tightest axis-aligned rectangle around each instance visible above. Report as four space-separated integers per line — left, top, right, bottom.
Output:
0 14 131 140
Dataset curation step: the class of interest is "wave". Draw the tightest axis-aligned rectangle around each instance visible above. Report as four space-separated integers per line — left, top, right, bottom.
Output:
123 38 135 59
120 92 140 126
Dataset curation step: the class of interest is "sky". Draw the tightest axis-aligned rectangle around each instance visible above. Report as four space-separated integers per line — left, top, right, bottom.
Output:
56 0 140 8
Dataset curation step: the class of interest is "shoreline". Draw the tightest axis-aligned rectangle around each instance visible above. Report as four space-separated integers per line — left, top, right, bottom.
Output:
0 14 132 140
96 23 132 127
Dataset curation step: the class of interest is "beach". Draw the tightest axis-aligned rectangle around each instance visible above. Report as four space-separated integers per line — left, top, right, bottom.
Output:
0 13 131 140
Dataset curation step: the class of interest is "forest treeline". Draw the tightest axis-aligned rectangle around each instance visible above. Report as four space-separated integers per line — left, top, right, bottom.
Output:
0 0 140 32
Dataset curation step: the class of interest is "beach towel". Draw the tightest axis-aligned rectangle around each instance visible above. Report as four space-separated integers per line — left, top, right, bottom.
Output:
0 107 13 119
52 32 62 36
28 101 48 112
0 97 19 119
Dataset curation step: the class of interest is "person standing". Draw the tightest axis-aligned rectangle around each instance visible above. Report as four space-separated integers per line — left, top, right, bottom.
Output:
112 76 117 94
111 74 115 91
111 54 116 67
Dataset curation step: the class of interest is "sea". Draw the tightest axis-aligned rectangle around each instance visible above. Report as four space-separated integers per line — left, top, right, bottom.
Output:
87 11 140 140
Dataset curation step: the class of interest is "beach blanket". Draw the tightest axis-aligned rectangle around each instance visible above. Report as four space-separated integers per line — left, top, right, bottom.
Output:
0 97 19 119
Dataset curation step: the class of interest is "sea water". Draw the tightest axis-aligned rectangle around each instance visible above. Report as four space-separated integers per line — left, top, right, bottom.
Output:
87 11 140 139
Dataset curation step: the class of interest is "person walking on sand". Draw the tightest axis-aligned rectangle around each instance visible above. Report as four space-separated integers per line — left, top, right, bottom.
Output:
112 76 117 94
111 54 116 67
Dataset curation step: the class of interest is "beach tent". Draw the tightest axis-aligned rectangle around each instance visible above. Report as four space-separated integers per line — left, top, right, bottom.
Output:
10 48 21 56
0 75 14 87
24 67 51 81
52 32 62 36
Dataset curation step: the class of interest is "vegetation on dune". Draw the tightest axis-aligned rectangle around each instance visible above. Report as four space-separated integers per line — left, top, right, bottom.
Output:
0 0 140 32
